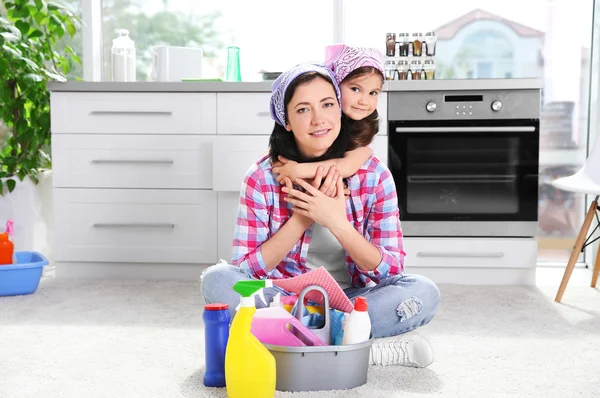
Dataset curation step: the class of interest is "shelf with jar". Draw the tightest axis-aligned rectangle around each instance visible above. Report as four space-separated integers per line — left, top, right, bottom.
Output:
384 32 437 81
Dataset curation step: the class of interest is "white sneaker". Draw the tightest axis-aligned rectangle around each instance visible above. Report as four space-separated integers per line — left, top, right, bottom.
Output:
369 334 434 367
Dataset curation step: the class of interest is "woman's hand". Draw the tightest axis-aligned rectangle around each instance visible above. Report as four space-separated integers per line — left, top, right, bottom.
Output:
283 165 340 228
283 175 349 232
273 156 300 184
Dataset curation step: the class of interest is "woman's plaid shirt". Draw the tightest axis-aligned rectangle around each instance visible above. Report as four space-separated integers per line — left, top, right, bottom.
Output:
232 154 405 288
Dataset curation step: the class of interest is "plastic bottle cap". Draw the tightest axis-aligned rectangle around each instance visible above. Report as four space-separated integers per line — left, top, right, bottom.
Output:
354 296 368 311
204 303 228 311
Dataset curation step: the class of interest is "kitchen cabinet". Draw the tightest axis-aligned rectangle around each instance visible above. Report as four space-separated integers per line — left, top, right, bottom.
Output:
49 84 538 284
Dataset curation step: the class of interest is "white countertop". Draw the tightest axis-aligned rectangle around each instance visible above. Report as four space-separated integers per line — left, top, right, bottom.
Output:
48 78 543 93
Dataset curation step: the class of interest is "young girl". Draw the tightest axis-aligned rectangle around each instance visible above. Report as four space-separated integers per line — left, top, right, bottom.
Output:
273 44 385 183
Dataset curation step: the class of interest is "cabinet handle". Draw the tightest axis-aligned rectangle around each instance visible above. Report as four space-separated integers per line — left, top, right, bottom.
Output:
93 223 175 229
256 111 270 117
91 159 174 165
417 252 505 258
89 111 173 116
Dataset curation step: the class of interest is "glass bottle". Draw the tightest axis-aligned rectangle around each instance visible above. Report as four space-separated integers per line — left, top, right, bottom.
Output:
411 33 423 57
398 33 410 57
397 60 409 80
385 60 397 80
409 59 423 80
386 33 396 57
424 58 436 80
225 46 242 82
424 32 437 56
111 29 136 82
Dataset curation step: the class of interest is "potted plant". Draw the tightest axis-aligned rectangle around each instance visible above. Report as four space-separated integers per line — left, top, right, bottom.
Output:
0 0 80 256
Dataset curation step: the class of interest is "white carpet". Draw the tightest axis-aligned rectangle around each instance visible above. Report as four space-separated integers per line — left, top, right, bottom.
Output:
1 273 599 398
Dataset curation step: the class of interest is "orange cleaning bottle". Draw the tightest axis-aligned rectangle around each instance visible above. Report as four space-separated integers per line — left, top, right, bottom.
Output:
0 232 14 265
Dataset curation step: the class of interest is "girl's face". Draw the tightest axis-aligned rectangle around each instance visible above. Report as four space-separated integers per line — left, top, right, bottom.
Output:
339 73 383 120
285 76 341 159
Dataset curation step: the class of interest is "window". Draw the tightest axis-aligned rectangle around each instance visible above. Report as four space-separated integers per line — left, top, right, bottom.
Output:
101 0 333 81
0 0 83 80
346 0 595 263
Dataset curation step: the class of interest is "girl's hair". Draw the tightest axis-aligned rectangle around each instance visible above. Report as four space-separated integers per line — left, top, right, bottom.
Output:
269 72 350 163
342 66 383 151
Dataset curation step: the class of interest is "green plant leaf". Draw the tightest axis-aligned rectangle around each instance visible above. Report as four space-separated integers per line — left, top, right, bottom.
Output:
23 73 44 82
34 0 44 11
49 14 65 37
14 21 29 34
67 21 76 37
28 29 43 39
0 32 20 42
2 43 23 58
6 179 16 193
48 2 64 11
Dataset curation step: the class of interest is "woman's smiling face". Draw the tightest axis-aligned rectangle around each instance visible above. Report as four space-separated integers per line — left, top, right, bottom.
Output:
285 76 341 159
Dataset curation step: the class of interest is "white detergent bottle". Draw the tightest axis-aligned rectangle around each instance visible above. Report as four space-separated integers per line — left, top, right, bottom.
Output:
342 296 371 345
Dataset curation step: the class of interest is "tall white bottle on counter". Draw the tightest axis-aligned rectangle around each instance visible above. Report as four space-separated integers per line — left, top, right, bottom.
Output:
111 29 136 81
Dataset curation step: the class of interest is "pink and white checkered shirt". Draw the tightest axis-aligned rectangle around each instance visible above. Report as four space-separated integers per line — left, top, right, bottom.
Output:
232 154 405 288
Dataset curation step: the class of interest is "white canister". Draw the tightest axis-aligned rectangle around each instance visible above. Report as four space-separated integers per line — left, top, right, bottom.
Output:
111 29 136 82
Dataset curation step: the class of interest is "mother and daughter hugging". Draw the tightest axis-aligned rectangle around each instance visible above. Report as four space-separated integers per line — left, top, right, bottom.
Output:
201 44 441 368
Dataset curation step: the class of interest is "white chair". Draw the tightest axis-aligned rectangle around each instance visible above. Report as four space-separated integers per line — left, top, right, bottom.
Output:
552 134 600 303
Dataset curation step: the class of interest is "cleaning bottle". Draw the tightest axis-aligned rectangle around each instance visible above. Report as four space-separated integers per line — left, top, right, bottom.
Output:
251 292 327 347
203 303 230 388
342 296 371 345
0 220 14 265
225 280 276 398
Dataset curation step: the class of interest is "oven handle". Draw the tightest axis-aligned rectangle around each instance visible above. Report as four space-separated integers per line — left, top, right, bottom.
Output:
395 126 535 133
417 252 505 258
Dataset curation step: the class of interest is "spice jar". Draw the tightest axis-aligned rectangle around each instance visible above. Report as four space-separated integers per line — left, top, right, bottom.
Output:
385 60 397 80
398 33 410 57
424 32 437 56
409 59 423 80
423 58 436 80
411 33 423 57
386 33 396 57
397 60 409 80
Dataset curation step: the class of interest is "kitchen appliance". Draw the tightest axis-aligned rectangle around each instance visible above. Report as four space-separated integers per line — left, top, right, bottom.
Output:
151 46 203 82
388 89 540 238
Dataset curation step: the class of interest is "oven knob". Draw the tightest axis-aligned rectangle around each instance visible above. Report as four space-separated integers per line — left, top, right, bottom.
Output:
426 101 437 112
491 100 503 111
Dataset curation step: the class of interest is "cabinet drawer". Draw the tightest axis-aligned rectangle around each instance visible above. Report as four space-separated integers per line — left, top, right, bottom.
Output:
54 189 217 264
217 93 273 135
51 92 217 134
213 135 270 191
52 135 213 189
403 238 537 269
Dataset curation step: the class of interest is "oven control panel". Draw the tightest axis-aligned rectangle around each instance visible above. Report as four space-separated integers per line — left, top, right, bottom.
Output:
389 90 538 120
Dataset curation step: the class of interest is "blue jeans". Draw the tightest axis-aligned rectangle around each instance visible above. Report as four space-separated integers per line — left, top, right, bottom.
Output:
200 263 440 339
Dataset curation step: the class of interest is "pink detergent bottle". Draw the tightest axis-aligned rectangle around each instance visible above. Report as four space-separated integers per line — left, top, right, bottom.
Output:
251 294 326 347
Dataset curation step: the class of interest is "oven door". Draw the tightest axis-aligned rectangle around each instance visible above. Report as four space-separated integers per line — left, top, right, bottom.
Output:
388 119 539 237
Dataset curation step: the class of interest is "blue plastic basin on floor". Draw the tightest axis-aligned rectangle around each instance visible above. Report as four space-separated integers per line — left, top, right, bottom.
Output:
0 251 48 297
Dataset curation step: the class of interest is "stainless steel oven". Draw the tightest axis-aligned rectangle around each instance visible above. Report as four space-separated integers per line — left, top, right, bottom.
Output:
388 88 540 238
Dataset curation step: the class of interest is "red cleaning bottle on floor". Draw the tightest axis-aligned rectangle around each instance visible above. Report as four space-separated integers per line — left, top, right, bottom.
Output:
0 232 14 265
0 220 15 265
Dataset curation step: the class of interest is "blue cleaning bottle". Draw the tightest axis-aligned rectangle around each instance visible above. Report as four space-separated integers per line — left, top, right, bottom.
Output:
203 303 231 387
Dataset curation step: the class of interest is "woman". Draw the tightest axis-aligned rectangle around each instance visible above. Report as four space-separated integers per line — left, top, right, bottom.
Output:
201 63 440 367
